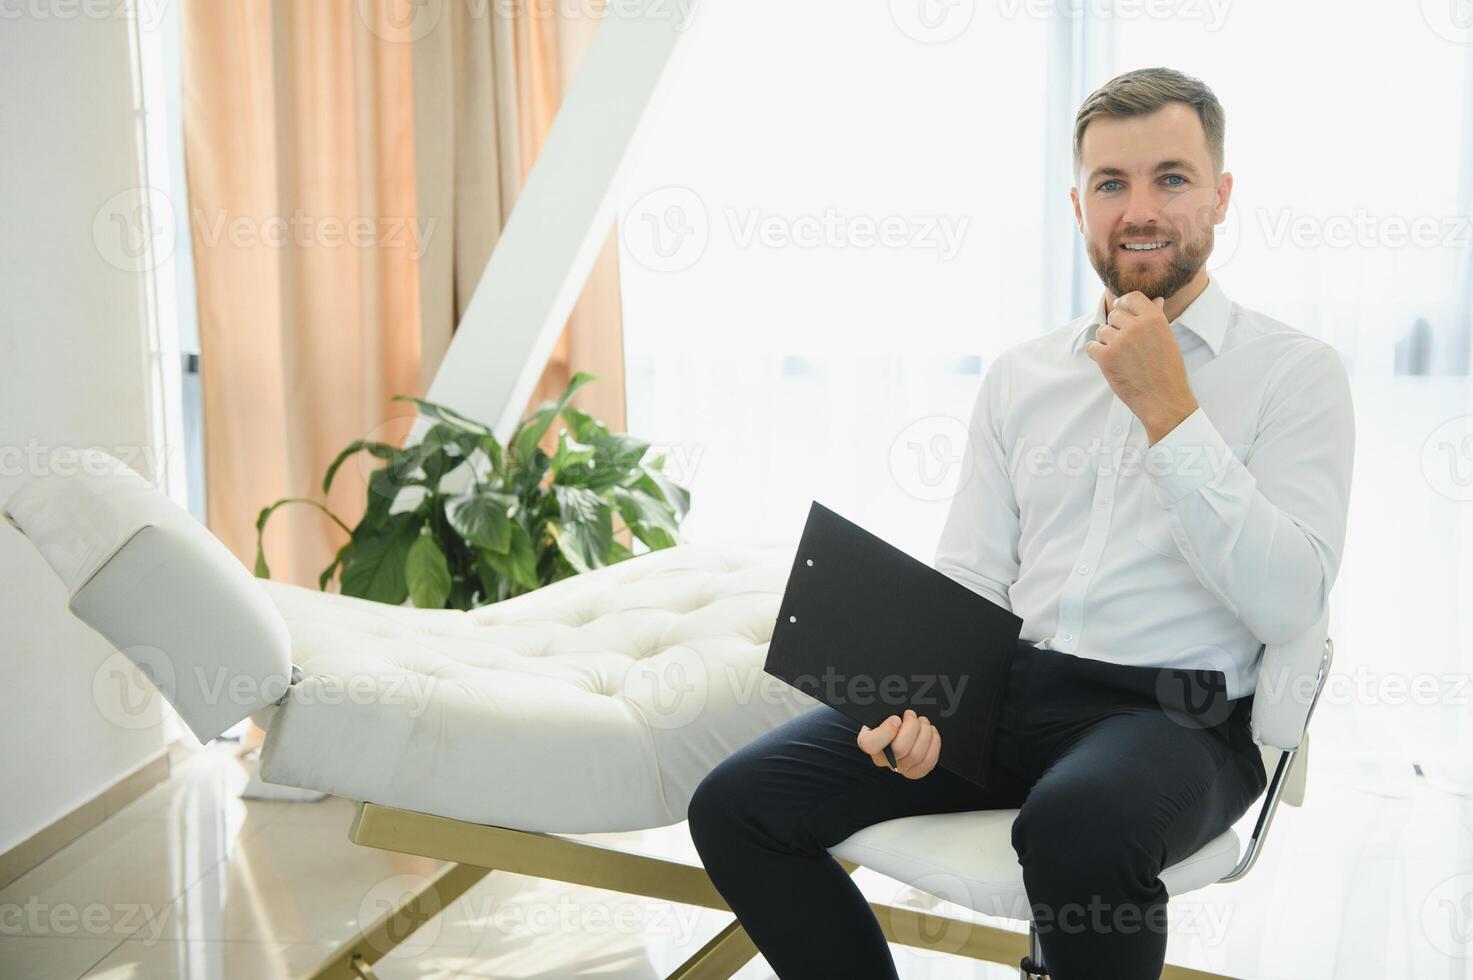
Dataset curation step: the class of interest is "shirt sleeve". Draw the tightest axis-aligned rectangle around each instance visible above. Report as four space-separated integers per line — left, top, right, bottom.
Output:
932 350 1021 612
1142 340 1355 645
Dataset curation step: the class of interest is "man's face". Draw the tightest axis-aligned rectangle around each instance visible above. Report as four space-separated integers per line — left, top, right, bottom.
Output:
1072 102 1231 302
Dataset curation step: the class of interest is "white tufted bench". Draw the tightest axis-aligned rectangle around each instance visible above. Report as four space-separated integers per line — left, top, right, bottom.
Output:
253 542 817 833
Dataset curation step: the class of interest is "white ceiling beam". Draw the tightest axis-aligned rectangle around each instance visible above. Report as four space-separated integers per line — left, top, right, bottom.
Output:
416 3 692 447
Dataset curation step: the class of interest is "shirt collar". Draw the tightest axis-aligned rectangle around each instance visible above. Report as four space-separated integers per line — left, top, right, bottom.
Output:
1071 275 1231 357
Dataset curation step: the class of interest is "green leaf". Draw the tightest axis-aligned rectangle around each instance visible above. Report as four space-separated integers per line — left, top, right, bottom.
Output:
339 514 419 604
445 489 517 552
510 371 599 465
323 440 399 496
319 543 349 590
478 521 539 593
406 531 452 609
630 467 691 521
548 485 613 574
611 485 681 550
419 424 480 487
392 395 494 435
477 434 504 476
558 403 609 444
548 430 598 483
253 497 352 582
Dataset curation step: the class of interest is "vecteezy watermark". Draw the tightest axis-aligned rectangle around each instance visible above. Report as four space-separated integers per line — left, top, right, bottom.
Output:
1421 0 1473 44
885 870 1238 959
1256 207 1473 251
889 414 975 503
357 874 443 958
190 208 438 260
92 187 177 275
355 0 702 45
1423 872 1473 958
995 0 1232 29
1256 663 1473 710
0 439 181 482
0 898 171 943
92 647 436 732
0 0 169 31
452 891 708 943
888 0 975 44
356 874 709 957
624 646 708 731
1005 435 1245 484
777 666 972 719
622 185 971 273
1151 645 1236 730
1422 415 1473 502
91 188 440 273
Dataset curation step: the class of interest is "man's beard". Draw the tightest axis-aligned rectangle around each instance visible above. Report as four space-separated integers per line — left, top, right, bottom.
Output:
1086 225 1213 301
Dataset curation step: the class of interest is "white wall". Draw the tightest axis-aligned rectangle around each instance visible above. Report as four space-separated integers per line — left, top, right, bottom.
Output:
0 9 169 855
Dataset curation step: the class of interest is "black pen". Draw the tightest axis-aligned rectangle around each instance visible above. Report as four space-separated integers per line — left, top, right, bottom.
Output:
883 744 898 771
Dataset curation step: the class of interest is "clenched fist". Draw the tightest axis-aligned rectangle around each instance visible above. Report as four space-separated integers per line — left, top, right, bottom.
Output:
857 708 941 779
1086 291 1199 446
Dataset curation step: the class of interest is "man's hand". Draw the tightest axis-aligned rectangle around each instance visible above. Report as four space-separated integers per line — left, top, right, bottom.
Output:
857 708 941 779
1086 292 1199 446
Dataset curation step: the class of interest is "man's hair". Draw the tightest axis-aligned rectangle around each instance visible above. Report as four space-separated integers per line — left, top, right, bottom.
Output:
1073 67 1225 182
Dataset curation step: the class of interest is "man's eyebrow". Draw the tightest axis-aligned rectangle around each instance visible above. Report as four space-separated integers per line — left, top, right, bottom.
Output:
1086 160 1201 184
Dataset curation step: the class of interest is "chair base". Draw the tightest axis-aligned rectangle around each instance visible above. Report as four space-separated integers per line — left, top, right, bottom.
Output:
302 801 1235 980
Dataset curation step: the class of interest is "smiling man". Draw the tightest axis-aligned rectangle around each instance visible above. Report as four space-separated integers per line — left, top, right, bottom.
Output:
688 68 1355 979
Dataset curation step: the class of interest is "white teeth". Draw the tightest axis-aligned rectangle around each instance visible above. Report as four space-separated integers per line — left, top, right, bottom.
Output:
1123 241 1168 251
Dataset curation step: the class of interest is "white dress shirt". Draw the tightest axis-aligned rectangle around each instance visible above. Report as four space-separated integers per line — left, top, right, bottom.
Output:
933 274 1355 698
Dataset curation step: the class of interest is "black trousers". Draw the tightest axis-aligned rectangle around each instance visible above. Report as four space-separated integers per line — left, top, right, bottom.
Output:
687 637 1268 980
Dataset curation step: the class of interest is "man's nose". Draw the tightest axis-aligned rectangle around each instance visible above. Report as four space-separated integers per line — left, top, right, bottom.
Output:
1120 184 1164 229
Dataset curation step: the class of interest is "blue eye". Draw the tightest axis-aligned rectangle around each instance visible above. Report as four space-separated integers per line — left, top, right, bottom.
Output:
1099 180 1122 192
1163 174 1186 186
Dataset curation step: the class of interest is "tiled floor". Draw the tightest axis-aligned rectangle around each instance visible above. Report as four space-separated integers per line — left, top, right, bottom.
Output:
2 742 1472 979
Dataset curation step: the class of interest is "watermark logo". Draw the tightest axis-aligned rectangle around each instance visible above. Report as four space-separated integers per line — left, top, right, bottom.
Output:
92 187 177 274
1422 415 1473 502
623 186 710 273
358 873 442 957
1423 873 1473 957
357 0 443 43
624 647 708 730
92 647 175 731
1422 0 1473 44
1152 644 1236 730
889 414 974 503
889 0 975 44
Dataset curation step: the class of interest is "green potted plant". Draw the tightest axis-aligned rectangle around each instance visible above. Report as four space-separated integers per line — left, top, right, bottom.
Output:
252 371 690 610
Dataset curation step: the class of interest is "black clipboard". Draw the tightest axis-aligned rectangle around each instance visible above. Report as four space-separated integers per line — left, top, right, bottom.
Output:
764 501 1024 788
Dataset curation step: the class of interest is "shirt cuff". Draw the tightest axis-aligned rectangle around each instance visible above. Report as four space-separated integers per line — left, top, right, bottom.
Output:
1143 407 1237 507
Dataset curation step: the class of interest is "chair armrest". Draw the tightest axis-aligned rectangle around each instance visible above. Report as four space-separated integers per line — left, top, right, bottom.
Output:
1250 606 1332 751
4 448 295 743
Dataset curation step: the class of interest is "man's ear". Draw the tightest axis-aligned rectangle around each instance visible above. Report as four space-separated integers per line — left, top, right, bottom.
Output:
1215 171 1234 224
1070 186 1084 235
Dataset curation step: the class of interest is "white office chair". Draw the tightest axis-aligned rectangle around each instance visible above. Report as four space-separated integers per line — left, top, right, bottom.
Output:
827 616 1334 979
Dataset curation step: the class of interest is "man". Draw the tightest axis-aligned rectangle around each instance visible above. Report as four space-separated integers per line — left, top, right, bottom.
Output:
687 66 1355 979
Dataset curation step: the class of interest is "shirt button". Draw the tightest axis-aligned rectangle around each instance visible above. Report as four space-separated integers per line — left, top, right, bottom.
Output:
1111 424 1123 435
1061 631 1073 641
1077 564 1089 575
1096 497 1110 507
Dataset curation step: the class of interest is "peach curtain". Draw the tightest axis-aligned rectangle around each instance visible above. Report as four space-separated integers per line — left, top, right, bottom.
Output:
411 1 629 456
182 0 627 589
